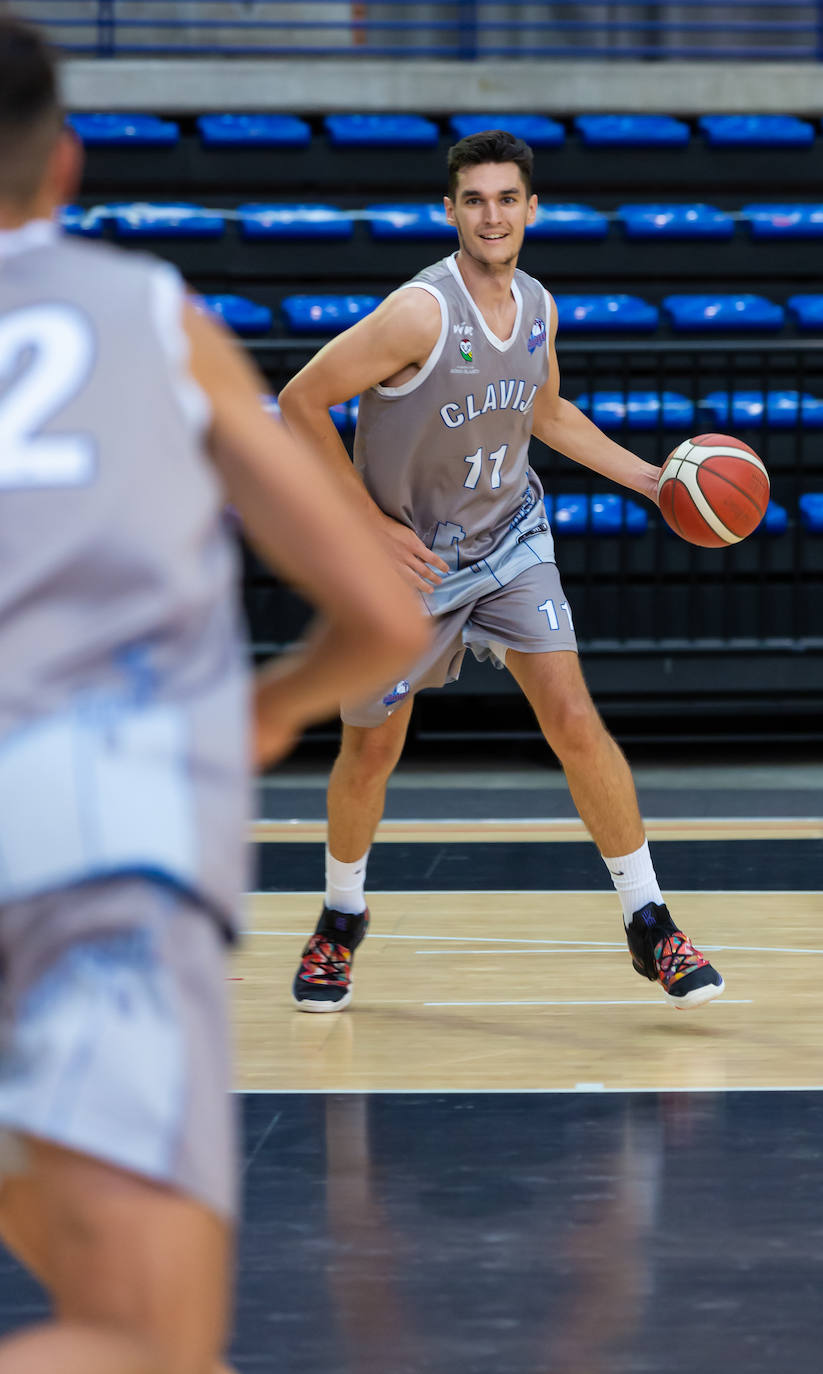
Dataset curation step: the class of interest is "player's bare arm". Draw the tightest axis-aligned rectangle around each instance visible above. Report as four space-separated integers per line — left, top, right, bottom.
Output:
184 301 430 764
531 297 660 505
278 288 450 592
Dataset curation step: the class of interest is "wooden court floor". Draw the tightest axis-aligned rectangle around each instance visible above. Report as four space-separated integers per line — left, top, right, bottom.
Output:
233 887 823 1093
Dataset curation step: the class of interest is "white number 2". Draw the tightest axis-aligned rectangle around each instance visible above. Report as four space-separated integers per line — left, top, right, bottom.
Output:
463 443 508 491
0 304 96 490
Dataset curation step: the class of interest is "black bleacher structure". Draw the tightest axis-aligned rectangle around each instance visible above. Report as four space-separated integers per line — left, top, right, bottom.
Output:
72 114 823 744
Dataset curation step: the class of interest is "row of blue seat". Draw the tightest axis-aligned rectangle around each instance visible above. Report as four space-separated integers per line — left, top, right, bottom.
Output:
66 112 821 150
201 291 823 336
266 391 823 433
59 201 823 243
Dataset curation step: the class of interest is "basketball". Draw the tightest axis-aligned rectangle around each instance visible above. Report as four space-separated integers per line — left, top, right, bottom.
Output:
657 433 770 547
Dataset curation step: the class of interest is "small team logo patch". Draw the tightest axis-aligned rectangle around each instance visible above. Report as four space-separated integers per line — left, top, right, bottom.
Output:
459 337 473 363
382 679 411 707
527 317 547 353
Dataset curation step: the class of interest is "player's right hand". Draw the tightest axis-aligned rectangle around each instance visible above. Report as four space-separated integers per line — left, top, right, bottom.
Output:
377 514 450 592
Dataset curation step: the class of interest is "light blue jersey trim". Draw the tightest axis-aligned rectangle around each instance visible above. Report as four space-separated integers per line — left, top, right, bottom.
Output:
421 514 555 619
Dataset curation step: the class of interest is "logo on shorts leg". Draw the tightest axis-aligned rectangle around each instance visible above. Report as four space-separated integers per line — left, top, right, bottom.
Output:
382 679 411 707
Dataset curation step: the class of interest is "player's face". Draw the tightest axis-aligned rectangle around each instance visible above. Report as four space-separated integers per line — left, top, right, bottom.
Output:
444 162 537 268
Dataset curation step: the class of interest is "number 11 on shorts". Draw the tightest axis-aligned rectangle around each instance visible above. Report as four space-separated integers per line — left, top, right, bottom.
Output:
538 598 573 631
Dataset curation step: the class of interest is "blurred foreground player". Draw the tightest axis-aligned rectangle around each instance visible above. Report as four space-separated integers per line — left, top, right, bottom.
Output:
0 19 427 1374
281 128 725 1015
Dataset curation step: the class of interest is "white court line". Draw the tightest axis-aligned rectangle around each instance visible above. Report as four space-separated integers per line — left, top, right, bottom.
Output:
424 998 753 1007
247 929 823 957
233 1085 823 1095
248 889 823 897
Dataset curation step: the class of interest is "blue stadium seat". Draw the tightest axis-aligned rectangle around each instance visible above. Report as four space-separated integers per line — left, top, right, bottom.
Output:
199 295 272 335
699 115 814 148
759 501 788 535
111 203 225 238
449 115 565 146
67 113 179 146
527 205 608 240
575 115 690 148
799 494 823 530
554 295 658 333
197 114 311 147
367 204 455 240
59 205 104 237
700 390 823 429
544 493 648 535
325 115 439 147
618 204 734 240
329 403 354 432
663 295 784 332
787 296 823 330
743 205 823 239
238 204 353 240
282 295 381 334
575 391 694 431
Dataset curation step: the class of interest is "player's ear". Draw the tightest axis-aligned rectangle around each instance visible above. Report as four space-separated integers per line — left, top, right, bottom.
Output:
444 195 457 227
526 193 538 226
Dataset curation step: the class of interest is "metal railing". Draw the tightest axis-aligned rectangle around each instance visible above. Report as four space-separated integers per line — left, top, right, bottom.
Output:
15 1 823 61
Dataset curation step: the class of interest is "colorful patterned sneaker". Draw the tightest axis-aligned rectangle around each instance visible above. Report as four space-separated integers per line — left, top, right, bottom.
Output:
626 902 724 1010
292 906 369 1013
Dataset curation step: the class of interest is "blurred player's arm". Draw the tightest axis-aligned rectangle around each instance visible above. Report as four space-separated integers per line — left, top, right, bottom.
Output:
183 302 430 766
278 289 450 591
531 296 660 505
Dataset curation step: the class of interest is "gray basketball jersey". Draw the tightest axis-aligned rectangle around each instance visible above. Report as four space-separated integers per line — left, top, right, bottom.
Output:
354 252 552 570
0 221 250 933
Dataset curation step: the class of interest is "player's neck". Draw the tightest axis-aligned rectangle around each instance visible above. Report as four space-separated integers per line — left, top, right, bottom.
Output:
454 250 517 310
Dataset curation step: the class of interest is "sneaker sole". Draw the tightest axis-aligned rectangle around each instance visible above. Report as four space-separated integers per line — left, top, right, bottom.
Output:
664 976 725 1010
292 987 352 1014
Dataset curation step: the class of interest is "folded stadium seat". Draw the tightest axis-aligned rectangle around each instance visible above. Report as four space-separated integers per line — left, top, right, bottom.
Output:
699 115 814 147
799 494 823 531
449 115 565 146
575 391 694 430
663 295 784 332
699 390 823 429
281 295 381 334
367 204 455 240
742 205 823 239
554 295 658 333
759 501 788 535
324 115 439 147
527 205 608 240
575 115 690 147
238 204 353 240
787 295 823 330
59 205 104 237
198 294 272 335
543 493 648 534
618 204 734 240
67 113 179 146
111 203 225 238
197 114 311 147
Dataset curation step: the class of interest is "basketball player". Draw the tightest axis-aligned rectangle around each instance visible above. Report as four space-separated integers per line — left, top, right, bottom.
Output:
280 128 725 1015
0 18 427 1374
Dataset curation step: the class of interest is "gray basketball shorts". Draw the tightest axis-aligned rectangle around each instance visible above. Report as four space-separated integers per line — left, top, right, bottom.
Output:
0 876 237 1221
342 559 578 728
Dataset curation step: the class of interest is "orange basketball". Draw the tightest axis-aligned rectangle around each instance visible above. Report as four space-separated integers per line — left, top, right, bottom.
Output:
657 433 770 547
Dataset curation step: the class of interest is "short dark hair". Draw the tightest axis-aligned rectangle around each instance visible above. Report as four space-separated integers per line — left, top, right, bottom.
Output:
0 17 61 203
447 129 534 200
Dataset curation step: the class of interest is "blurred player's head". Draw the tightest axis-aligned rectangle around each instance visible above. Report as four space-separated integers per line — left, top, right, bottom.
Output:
0 17 78 222
445 129 537 269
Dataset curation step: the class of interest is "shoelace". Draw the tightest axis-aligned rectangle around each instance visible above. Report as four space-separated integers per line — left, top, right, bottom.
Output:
654 930 708 989
300 935 351 986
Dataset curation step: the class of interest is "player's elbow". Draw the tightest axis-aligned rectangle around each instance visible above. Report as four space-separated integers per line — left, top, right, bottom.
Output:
277 376 312 426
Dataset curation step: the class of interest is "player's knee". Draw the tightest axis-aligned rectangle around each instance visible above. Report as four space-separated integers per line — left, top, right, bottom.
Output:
543 694 604 758
339 724 405 779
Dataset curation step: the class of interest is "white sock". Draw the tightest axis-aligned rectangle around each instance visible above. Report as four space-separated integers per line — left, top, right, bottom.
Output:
603 839 664 928
325 846 369 915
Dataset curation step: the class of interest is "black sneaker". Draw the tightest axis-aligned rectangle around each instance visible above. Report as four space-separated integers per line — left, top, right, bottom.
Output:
292 906 369 1013
626 902 724 1010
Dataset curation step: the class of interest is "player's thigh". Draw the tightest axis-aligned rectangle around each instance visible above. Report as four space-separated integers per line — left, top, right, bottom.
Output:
0 1139 232 1374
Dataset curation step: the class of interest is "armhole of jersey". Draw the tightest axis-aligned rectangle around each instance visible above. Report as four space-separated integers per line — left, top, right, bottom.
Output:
148 262 212 436
374 283 449 399
542 284 554 382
